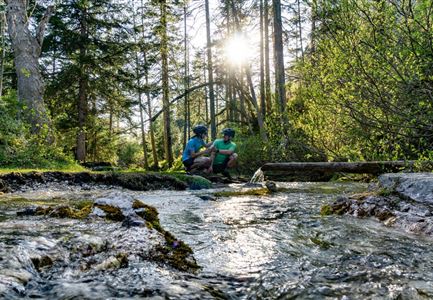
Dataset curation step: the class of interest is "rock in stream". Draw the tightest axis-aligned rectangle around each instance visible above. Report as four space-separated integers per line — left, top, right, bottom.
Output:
0 191 199 298
322 173 433 236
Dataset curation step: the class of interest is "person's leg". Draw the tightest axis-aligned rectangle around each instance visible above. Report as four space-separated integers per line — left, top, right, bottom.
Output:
190 156 211 170
227 153 238 168
183 158 195 171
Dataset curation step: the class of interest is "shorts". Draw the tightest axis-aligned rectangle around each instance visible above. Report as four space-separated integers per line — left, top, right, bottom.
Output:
213 157 230 174
183 158 195 170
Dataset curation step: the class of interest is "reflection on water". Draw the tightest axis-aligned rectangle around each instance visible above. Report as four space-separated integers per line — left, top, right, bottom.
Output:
1 182 433 299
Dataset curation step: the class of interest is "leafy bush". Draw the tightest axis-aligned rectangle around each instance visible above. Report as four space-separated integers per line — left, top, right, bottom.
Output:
0 91 75 169
117 141 142 167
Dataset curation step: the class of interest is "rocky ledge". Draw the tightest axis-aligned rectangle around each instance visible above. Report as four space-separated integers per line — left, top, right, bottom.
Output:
0 171 209 193
322 173 433 236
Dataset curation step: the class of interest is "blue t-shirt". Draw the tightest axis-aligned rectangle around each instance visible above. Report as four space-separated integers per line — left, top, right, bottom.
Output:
182 137 205 161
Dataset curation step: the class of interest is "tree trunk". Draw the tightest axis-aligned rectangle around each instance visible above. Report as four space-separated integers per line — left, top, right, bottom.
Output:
272 0 287 116
141 0 158 169
159 0 173 167
297 0 304 62
261 161 417 174
133 3 148 169
205 0 216 140
144 52 159 169
259 0 266 118
230 1 267 141
76 6 88 162
182 3 190 149
0 12 6 97
264 0 272 113
245 66 268 141
5 0 54 136
310 0 317 53
136 56 148 169
138 89 149 169
203 61 209 123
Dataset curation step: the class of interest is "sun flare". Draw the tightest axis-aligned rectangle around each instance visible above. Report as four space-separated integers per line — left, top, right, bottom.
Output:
223 34 253 66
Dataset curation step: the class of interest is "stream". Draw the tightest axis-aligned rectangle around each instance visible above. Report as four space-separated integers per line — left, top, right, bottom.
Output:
1 181 433 299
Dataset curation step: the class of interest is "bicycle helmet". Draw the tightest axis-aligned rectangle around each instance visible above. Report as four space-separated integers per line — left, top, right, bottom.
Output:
221 128 235 138
192 124 208 136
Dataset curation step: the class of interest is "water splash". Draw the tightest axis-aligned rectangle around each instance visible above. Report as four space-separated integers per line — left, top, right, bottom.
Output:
250 168 265 183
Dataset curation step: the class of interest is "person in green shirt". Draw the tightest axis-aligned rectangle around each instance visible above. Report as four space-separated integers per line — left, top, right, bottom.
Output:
209 128 238 177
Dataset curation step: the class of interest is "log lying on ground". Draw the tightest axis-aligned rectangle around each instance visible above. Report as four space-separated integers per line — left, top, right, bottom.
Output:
261 161 418 174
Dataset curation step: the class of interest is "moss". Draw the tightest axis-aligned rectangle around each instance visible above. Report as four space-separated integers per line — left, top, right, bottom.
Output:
350 191 376 201
320 204 333 216
152 233 199 272
169 173 212 190
377 188 394 197
133 200 200 272
203 285 228 300
94 204 124 221
73 200 94 210
0 196 69 209
133 200 162 231
214 188 269 197
310 237 333 250
27 204 93 219
49 205 75 218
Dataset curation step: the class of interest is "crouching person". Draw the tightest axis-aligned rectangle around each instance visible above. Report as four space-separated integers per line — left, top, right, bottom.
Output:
182 125 213 173
209 128 237 178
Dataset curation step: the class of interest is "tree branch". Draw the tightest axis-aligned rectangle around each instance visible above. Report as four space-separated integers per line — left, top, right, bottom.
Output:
147 81 221 122
36 5 54 52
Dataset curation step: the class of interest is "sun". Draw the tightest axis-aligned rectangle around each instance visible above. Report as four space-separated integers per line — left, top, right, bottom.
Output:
223 34 253 66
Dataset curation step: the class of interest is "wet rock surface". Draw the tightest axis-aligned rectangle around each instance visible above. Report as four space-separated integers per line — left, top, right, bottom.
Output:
0 171 188 193
323 173 433 236
0 192 199 298
379 173 433 204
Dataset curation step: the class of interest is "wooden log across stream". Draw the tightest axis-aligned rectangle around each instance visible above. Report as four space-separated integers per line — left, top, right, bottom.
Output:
261 161 418 174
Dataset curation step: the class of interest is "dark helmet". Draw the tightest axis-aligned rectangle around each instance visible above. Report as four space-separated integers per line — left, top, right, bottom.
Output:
193 124 208 136
222 128 235 138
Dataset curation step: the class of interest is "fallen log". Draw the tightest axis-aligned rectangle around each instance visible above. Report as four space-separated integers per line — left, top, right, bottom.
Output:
261 161 417 174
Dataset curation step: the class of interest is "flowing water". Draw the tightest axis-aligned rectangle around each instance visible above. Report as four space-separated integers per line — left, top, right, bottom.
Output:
1 182 433 299
249 168 264 184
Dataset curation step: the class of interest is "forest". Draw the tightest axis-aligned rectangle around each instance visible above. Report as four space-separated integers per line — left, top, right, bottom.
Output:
0 0 432 174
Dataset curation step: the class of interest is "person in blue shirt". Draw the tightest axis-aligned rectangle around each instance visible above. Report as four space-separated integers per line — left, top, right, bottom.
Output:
182 125 214 172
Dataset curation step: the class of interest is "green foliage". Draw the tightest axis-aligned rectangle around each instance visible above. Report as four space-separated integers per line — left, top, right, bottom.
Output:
0 92 77 169
117 141 142 168
290 0 433 162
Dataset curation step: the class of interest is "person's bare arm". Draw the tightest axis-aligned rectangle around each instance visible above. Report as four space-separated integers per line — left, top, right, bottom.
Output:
207 149 216 173
217 149 234 155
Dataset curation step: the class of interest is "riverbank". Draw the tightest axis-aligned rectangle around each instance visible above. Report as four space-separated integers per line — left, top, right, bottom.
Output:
0 170 215 193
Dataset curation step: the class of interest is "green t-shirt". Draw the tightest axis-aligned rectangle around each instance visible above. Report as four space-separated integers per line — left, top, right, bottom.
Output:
213 139 236 165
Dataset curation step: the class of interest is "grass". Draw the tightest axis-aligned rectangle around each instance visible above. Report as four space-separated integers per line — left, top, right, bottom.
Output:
0 165 87 174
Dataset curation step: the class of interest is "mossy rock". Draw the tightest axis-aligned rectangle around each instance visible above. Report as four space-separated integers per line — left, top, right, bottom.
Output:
22 204 93 219
320 204 333 216
132 200 200 272
214 188 270 198
169 173 212 190
133 200 162 231
94 204 124 221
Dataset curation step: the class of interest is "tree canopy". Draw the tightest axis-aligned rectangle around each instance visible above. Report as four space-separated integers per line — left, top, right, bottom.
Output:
0 0 432 172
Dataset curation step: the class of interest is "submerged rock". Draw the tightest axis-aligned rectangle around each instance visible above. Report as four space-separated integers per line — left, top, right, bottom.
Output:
13 193 199 275
322 174 433 237
0 179 10 193
265 181 278 193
